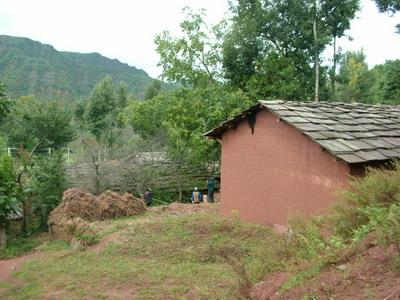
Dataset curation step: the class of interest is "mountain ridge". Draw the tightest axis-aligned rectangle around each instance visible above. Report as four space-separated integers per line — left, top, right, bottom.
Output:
0 35 154 99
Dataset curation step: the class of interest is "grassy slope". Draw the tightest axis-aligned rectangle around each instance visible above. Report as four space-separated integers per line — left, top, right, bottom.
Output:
0 206 280 299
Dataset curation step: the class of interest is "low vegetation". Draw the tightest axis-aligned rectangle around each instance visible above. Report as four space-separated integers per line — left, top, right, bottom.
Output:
2 163 400 298
0 207 282 299
253 162 400 298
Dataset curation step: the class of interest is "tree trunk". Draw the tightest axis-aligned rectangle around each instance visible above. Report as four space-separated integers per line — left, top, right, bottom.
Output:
313 7 319 102
173 164 183 202
21 200 29 235
331 36 337 100
0 225 6 249
92 154 101 195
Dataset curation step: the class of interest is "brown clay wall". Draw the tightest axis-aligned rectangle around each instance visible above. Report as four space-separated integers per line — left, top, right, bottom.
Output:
220 110 351 227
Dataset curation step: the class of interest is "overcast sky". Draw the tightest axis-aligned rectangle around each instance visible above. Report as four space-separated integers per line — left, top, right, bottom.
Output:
0 0 399 78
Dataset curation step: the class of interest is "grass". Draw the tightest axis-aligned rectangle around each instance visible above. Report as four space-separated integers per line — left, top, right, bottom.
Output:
0 235 43 259
4 163 400 299
0 209 283 299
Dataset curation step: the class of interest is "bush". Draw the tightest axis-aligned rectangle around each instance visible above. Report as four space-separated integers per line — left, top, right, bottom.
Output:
28 152 67 229
333 162 400 241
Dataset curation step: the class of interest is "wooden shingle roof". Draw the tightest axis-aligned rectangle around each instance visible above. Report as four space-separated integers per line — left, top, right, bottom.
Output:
205 100 400 164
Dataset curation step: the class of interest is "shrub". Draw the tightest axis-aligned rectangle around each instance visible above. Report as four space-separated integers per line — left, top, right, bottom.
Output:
334 161 400 241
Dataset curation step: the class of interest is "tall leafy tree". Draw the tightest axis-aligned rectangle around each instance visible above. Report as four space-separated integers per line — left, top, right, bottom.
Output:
223 0 265 89
155 7 225 87
0 152 17 248
0 82 13 126
336 50 373 102
223 0 359 101
27 153 66 229
87 76 117 141
144 80 162 100
382 60 400 102
86 77 130 147
321 0 360 98
1 96 74 233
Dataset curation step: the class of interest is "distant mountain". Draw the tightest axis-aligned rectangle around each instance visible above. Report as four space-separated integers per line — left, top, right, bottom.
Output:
0 35 154 99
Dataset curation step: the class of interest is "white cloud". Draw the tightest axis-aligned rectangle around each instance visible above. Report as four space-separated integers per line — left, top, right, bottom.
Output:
337 0 400 67
0 0 399 78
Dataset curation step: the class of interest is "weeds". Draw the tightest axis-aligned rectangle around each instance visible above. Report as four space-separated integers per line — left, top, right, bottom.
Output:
0 235 43 259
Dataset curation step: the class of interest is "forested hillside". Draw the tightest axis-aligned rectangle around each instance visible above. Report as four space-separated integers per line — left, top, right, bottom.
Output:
0 35 153 99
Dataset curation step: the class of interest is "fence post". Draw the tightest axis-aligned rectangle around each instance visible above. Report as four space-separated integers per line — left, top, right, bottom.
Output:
7 147 11 156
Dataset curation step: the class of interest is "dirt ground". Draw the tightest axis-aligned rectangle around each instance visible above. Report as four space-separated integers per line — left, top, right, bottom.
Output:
251 241 400 299
152 201 218 215
0 251 43 283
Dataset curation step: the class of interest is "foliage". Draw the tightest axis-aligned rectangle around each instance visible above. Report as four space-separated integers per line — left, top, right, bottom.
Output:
286 216 327 260
74 230 100 247
0 153 18 227
374 0 400 12
144 79 162 100
127 85 252 165
334 161 400 241
0 234 43 259
155 7 224 87
27 152 67 229
1 96 74 235
336 50 372 102
2 96 75 150
374 0 400 32
223 0 359 101
0 35 154 100
0 81 14 126
334 52 400 103
382 60 400 102
86 76 130 147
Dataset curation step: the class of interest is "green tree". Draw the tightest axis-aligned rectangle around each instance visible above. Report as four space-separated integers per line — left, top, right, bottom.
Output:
0 153 18 248
222 0 264 90
382 60 400 102
0 82 13 126
128 86 252 166
3 96 75 150
321 0 360 98
86 77 130 147
155 7 224 87
336 50 373 102
144 80 162 100
223 0 359 101
1 96 74 234
375 0 400 12
87 76 117 141
27 152 66 229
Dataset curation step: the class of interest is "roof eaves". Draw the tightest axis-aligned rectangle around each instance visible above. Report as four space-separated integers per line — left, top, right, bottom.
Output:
203 102 263 139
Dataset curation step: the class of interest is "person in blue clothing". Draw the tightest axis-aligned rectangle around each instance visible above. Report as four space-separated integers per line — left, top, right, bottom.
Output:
207 177 216 203
191 187 202 204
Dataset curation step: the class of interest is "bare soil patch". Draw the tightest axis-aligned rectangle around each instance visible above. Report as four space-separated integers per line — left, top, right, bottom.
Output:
251 241 400 299
152 202 217 215
0 251 43 283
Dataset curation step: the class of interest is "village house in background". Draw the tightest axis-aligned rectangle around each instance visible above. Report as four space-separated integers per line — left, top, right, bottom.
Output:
205 100 400 228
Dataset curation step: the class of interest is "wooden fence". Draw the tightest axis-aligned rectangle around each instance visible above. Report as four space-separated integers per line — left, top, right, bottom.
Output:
66 154 216 198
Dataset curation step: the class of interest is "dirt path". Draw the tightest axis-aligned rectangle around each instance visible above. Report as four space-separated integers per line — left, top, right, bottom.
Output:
0 251 43 283
90 230 125 253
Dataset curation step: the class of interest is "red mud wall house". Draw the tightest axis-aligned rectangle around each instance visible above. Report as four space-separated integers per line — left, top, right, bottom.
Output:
205 100 400 228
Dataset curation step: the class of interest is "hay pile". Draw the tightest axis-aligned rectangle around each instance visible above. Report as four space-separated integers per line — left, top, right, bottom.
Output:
48 189 146 240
